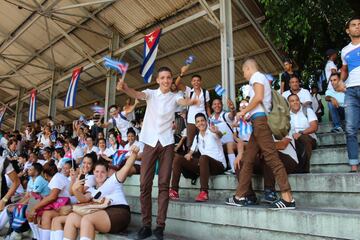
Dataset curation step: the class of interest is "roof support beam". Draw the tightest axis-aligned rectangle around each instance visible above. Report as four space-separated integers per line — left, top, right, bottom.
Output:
52 0 116 11
14 87 25 130
198 0 222 29
47 71 58 119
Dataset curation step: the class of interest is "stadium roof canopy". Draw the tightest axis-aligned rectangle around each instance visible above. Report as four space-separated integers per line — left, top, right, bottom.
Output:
0 0 283 131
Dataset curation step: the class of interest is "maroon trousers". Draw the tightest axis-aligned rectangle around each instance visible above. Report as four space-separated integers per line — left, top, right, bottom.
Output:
140 142 174 228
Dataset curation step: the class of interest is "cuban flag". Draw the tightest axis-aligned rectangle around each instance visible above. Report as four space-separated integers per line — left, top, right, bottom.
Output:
141 28 162 83
0 106 6 127
104 57 129 77
112 150 128 166
215 84 225 96
238 119 253 140
64 67 82 108
28 89 37 123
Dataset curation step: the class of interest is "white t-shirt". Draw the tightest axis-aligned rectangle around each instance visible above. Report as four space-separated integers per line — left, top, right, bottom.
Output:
87 174 128 206
48 173 71 198
290 107 318 140
249 72 272 115
190 129 226 168
124 141 144 165
325 60 337 90
341 42 360 88
209 112 234 144
282 88 312 105
108 112 130 141
140 88 183 147
84 174 96 188
72 146 84 161
40 135 51 149
325 89 345 107
185 86 210 124
0 137 8 149
274 135 298 164
85 145 99 154
311 94 322 113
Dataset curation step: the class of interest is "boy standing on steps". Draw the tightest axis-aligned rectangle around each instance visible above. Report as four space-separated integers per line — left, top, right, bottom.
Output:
117 66 199 240
225 58 296 210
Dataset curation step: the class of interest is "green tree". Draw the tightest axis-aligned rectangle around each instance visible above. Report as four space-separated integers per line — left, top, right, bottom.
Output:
258 0 354 88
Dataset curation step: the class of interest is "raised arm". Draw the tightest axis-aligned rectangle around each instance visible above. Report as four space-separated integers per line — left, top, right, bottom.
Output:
123 98 139 115
117 78 147 100
116 146 139 183
175 65 189 92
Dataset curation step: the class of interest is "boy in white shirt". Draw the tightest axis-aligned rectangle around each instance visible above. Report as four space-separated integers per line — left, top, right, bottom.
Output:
117 66 198 239
282 76 312 107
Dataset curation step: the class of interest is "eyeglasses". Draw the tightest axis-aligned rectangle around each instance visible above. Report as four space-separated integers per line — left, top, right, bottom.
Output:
240 102 248 108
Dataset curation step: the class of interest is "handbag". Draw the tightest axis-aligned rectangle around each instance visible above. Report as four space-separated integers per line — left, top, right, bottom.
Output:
72 197 110 216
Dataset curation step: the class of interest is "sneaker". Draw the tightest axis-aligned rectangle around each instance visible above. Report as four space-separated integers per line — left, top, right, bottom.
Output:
195 191 209 202
225 195 257 207
269 198 296 210
153 226 164 240
136 226 152 240
262 189 278 203
224 169 236 175
169 188 179 200
9 232 22 240
331 126 343 133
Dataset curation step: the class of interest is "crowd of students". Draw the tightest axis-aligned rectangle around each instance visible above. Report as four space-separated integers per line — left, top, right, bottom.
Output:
0 15 358 240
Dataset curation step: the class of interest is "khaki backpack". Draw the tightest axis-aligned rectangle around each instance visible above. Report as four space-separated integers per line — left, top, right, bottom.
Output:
265 89 291 140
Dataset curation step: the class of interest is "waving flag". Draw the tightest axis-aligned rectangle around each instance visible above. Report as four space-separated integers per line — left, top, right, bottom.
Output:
64 67 82 108
104 57 129 77
112 150 128 166
28 89 37 123
141 28 162 83
215 84 225 96
0 106 6 127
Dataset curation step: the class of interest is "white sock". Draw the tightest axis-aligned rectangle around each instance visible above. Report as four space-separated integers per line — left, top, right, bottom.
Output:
54 230 63 240
28 222 36 239
29 223 40 240
39 228 44 240
0 208 9 229
228 153 236 172
41 229 51 240
63 238 71 240
80 237 91 240
50 230 55 240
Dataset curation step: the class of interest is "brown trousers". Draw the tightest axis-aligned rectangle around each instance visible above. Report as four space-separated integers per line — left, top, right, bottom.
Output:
140 142 174 228
295 134 317 173
235 116 291 197
186 123 198 148
171 153 225 192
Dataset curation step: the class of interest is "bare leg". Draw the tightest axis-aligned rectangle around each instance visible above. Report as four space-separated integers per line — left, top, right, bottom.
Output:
80 210 111 239
63 212 82 240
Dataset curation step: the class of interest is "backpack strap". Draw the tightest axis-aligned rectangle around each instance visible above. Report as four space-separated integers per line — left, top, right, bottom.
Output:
119 112 129 122
222 112 234 134
203 88 208 118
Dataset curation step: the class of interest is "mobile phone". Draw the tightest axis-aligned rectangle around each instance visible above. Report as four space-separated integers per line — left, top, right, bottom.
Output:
94 191 102 199
79 174 85 180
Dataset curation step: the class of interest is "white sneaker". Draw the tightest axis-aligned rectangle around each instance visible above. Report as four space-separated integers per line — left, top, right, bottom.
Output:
9 231 22 240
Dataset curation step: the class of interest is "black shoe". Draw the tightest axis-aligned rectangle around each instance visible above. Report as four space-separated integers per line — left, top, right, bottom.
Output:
153 226 164 240
136 226 152 240
270 198 296 210
225 195 257 207
262 189 278 203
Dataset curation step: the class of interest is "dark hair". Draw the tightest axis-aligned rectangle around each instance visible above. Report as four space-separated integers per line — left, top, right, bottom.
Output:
48 116 52 120
287 93 300 101
289 75 300 82
97 138 106 144
55 148 65 158
346 16 360 29
157 66 172 77
43 147 53 153
19 153 28 160
86 135 94 141
108 104 118 111
42 160 58 177
194 112 206 121
191 74 202 80
64 160 78 169
329 72 340 80
283 58 293 64
94 160 109 172
84 152 97 166
69 138 78 147
7 139 17 148
127 128 136 136
211 98 222 105
32 162 43 175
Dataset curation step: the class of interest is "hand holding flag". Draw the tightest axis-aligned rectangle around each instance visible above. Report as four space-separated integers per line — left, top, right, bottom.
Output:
104 57 129 79
185 55 195 65
215 84 225 96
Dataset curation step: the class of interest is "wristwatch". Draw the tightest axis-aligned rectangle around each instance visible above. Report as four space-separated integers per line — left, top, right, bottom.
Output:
2 197 8 203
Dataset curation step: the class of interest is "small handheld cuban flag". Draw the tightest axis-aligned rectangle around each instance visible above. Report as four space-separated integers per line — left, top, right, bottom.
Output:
0 106 6 127
112 150 128 167
28 89 37 123
185 55 195 65
91 105 105 116
141 28 162 83
103 57 129 78
215 84 225 96
239 119 253 140
64 67 82 108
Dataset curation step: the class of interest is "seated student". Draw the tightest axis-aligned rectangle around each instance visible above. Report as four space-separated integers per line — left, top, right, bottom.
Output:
311 85 324 122
0 156 20 211
288 94 318 173
209 98 237 174
169 113 226 202
62 147 139 240
325 72 345 133
27 161 75 240
42 147 55 165
282 76 312 107
123 128 144 175
83 135 99 154
69 138 84 165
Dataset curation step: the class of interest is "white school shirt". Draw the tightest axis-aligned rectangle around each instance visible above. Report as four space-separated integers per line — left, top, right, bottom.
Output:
274 135 298 164
325 60 337 90
282 88 312 105
87 174 128 206
185 86 210 124
209 112 234 144
124 141 144 165
48 173 71 198
341 42 360 88
290 107 318 140
71 146 84 161
140 88 183 147
248 72 272 115
85 145 99 154
107 112 130 141
190 128 226 168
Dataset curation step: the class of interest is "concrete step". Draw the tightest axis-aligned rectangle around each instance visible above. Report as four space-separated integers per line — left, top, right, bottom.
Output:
316 132 360 146
311 146 353 173
124 174 360 210
126 196 360 240
95 228 190 240
317 122 336 133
